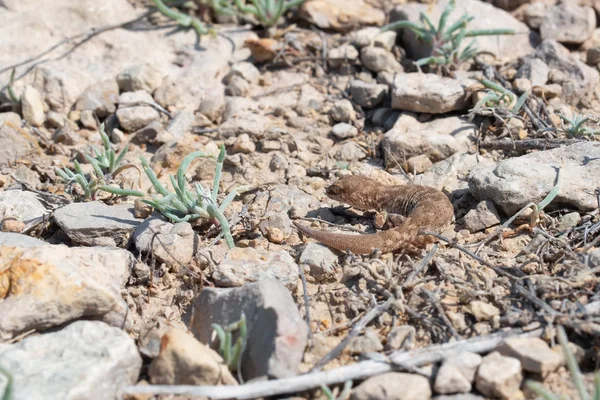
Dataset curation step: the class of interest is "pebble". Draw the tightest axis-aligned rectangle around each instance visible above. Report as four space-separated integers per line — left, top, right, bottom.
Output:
407 154 432 175
557 211 581 231
298 242 338 282
475 352 522 399
21 85 45 127
117 63 163 93
351 372 432 400
149 329 237 385
391 74 470 114
331 122 358 139
232 133 256 153
330 99 356 123
467 301 500 322
360 46 403 73
191 279 308 379
328 44 360 68
541 3 596 45
224 61 261 85
116 90 161 132
462 200 501 233
516 58 550 87
496 337 562 376
349 79 387 108
74 79 119 118
434 352 482 394
348 329 384 354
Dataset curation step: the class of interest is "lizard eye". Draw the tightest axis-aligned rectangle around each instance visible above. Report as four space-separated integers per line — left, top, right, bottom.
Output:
327 184 343 196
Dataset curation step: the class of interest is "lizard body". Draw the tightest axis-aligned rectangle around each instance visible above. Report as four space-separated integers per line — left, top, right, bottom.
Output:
294 175 454 254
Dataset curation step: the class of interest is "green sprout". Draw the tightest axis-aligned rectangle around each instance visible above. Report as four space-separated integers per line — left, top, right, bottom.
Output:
557 113 600 138
55 123 143 201
211 313 247 371
469 77 528 121
321 380 353 400
526 325 595 400
227 0 305 28
140 143 236 248
381 0 514 68
152 0 213 36
0 365 13 400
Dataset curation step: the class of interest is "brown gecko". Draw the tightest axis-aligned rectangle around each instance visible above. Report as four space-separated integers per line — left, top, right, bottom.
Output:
293 175 454 254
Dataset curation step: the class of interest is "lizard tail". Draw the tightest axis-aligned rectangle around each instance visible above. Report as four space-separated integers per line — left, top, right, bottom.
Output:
293 221 412 254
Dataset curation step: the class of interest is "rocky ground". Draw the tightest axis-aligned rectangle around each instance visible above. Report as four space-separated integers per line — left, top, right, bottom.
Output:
1 0 600 399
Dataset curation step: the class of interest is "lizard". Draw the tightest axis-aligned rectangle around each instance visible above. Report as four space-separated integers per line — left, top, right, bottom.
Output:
293 175 454 254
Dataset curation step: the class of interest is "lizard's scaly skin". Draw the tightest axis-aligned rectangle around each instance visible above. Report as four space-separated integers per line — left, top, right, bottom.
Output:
294 175 454 254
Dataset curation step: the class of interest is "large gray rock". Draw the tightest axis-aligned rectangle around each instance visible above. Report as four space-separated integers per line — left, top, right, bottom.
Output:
0 244 133 340
53 201 142 246
0 320 141 400
540 3 596 45
351 372 432 400
389 0 536 62
0 189 49 225
469 142 600 215
391 74 471 113
0 232 46 247
191 279 308 380
383 114 476 164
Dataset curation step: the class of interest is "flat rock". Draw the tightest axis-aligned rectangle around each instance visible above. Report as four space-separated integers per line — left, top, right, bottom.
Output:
462 200 501 233
390 0 536 62
191 279 308 379
383 114 476 164
349 79 387 108
0 114 41 168
497 337 562 376
391 74 471 113
475 352 522 399
0 320 141 400
434 352 482 394
0 232 46 247
53 201 142 246
116 90 161 132
0 189 49 225
134 216 199 269
541 3 596 45
300 0 385 32
469 142 600 215
0 244 133 340
149 329 236 385
351 372 432 400
212 247 298 290
116 63 163 93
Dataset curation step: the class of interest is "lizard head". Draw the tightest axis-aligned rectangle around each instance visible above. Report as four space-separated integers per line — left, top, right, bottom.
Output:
326 175 382 209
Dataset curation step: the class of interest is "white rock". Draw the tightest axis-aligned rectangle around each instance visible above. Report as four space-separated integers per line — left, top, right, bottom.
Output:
391 74 471 113
21 85 45 127
351 372 432 400
541 3 596 45
475 352 522 399
497 337 562 376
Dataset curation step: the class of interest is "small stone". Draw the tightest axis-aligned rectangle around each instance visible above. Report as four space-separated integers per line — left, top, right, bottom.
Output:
373 30 397 51
149 329 236 385
513 78 532 93
212 247 299 290
407 154 432 174
192 279 308 379
116 90 161 132
134 216 199 269
588 47 600 65
0 320 141 400
349 80 387 108
117 64 163 93
533 83 563 99
386 325 415 350
1 217 25 233
515 59 550 87
80 109 97 129
74 80 119 118
46 111 67 128
225 75 250 97
298 242 338 282
350 27 380 48
232 133 256 154
53 201 142 246
348 328 384 355
524 2 546 29
21 85 45 127
541 3 596 45
392 74 470 114
0 232 46 247
111 128 126 144
166 110 194 140
360 46 403 73
351 372 431 400
329 141 368 161
557 212 581 231
434 352 482 394
475 352 522 399
0 189 48 225
300 0 385 33
132 262 151 281
330 99 356 123
497 337 562 376
224 61 260 84
463 200 501 233
331 122 358 139
467 301 500 322
328 44 360 68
